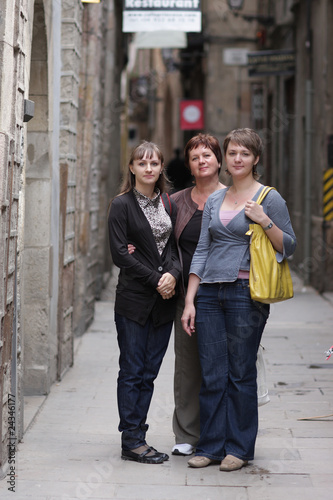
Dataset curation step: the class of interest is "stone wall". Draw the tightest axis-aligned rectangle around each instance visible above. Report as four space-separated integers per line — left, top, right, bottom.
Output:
0 0 29 475
73 1 123 336
0 0 122 475
57 0 83 379
23 0 57 396
266 0 333 290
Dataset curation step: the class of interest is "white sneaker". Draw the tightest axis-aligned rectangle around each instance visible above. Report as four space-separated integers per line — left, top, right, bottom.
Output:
172 443 194 456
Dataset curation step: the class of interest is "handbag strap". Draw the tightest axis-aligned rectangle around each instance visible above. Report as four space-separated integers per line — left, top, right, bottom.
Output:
246 186 277 238
256 186 276 206
161 193 172 215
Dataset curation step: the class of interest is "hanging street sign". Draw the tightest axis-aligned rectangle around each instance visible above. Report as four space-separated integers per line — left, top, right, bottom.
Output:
122 0 202 33
247 49 295 77
180 100 204 130
223 48 249 66
134 31 187 48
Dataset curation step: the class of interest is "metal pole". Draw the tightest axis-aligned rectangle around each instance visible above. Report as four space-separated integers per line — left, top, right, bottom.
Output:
274 75 280 191
304 79 313 285
304 0 313 285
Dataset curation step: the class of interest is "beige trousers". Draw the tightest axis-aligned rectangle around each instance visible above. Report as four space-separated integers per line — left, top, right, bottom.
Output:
172 296 201 446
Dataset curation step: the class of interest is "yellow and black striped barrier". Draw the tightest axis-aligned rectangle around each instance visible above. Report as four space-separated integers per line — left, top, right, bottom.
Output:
323 168 333 221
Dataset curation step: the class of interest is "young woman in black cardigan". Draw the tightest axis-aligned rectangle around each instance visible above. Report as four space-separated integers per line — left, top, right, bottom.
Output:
108 141 181 464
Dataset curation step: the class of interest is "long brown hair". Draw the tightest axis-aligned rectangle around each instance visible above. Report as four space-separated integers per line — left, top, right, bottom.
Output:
119 141 167 195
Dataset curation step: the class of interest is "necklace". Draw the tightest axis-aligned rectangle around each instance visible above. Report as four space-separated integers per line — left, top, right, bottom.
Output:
228 191 244 205
228 185 257 205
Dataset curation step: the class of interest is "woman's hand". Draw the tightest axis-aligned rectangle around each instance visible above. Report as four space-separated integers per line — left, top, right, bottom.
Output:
181 273 201 336
156 272 176 300
128 244 136 254
181 303 196 336
245 200 284 253
244 200 268 226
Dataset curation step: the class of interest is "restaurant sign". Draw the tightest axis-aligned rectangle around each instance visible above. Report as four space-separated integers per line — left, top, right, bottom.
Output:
122 0 202 32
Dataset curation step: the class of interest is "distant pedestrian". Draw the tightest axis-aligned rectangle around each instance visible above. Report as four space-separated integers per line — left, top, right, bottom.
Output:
170 133 226 457
108 141 181 464
166 148 192 193
182 128 296 471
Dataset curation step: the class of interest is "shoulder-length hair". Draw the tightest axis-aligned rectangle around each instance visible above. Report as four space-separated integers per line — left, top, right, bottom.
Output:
184 133 222 172
119 141 167 195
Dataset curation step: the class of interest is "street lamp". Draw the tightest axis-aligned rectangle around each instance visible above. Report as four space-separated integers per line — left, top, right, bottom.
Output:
227 0 244 10
227 0 275 27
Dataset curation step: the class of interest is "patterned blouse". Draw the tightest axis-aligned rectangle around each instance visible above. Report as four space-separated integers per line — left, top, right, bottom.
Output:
133 188 172 255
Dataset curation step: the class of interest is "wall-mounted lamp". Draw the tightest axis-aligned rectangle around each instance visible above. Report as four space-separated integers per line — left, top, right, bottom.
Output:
227 0 274 26
23 99 34 123
227 0 245 10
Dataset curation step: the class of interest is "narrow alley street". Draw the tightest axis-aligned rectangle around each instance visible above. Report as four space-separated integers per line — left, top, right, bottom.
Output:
2 2 333 493
0 272 332 499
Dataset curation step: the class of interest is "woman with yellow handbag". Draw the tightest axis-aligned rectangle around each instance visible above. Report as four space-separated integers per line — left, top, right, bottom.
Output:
182 128 296 472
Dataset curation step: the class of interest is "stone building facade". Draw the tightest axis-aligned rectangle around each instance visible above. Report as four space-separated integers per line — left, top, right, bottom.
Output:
289 0 333 291
246 0 333 291
0 0 123 476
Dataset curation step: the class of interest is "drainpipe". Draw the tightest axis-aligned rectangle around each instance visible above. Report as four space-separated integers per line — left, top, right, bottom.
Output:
304 0 313 285
11 248 18 442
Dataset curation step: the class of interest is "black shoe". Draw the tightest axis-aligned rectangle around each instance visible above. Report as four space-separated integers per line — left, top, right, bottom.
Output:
121 446 166 464
149 446 169 461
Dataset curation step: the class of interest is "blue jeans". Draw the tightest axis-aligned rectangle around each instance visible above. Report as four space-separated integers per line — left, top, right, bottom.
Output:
195 280 269 461
115 313 172 451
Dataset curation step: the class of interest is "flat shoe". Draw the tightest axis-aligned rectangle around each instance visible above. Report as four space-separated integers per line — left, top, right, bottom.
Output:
172 443 194 456
219 454 248 471
121 446 165 464
149 446 169 461
188 456 218 468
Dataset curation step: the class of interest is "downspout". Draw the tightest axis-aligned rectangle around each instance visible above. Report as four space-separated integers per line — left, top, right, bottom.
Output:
304 0 313 285
11 248 18 441
320 0 329 294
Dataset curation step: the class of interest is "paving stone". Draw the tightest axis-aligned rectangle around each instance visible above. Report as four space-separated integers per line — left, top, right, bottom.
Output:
0 277 332 500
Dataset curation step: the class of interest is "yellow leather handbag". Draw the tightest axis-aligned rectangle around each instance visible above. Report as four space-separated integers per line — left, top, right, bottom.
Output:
246 186 294 304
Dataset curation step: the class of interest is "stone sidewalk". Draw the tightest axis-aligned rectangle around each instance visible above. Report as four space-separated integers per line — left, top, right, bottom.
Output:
0 274 332 499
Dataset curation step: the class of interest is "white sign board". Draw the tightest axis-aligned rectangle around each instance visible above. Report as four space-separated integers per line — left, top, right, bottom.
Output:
122 0 202 33
134 31 187 48
223 48 249 66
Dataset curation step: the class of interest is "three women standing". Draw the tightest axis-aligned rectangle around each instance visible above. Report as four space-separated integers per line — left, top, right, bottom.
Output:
108 128 296 472
108 141 181 464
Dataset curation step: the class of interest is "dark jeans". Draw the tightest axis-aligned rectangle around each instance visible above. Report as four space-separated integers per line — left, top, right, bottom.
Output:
115 313 173 451
195 280 269 461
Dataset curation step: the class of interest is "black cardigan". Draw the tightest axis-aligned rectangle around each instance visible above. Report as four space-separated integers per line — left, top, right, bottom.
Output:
108 191 181 326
